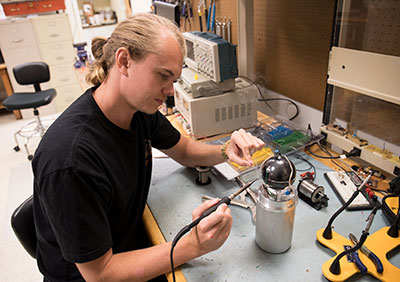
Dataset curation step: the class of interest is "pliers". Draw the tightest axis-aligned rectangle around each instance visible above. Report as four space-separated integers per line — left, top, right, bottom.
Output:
344 245 367 273
349 233 384 273
180 0 193 31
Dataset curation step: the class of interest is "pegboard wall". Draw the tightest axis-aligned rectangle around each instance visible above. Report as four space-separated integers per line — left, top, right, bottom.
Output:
173 0 336 111
330 0 400 146
177 0 238 47
168 1 398 113
342 0 400 57
253 0 336 111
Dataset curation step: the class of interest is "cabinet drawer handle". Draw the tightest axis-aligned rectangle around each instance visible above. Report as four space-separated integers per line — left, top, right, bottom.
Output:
60 78 70 82
12 39 23 43
43 4 52 8
55 56 65 60
49 34 59 38
11 8 21 12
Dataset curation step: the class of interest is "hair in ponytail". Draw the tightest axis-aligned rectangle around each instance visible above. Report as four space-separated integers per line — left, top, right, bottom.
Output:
86 37 108 86
86 13 186 86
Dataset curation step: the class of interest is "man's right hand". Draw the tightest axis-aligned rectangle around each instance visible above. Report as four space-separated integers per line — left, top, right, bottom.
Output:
76 199 232 281
188 198 233 255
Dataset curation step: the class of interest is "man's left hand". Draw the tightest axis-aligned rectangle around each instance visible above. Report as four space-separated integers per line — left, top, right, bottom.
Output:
226 129 265 166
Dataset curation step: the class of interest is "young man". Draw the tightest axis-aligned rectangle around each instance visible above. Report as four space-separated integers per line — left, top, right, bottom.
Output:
33 13 264 281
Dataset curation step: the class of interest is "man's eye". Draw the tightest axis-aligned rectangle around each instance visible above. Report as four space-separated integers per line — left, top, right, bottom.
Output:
160 73 169 80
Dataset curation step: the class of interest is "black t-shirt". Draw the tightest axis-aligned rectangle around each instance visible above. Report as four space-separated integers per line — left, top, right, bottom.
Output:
32 87 180 281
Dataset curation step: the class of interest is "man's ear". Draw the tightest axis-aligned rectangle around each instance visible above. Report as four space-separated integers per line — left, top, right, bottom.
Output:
115 47 131 76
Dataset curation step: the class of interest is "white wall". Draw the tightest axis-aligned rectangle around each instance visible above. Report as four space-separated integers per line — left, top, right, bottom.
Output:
111 0 127 22
0 4 5 19
255 87 323 134
82 24 117 57
65 0 85 44
64 0 124 56
130 0 152 13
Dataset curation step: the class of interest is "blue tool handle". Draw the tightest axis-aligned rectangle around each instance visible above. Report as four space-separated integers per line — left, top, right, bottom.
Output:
206 4 212 31
352 251 368 273
211 3 216 32
368 252 383 273
181 2 187 17
189 5 193 17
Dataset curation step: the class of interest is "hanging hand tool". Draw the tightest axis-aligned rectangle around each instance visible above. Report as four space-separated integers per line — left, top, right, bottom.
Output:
215 16 221 36
227 17 232 43
206 0 216 32
221 17 227 40
198 0 207 32
187 0 193 31
211 0 216 32
180 0 187 31
349 233 384 273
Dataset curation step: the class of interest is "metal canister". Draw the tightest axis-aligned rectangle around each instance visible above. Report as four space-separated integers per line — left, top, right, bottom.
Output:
255 152 297 253
255 185 298 253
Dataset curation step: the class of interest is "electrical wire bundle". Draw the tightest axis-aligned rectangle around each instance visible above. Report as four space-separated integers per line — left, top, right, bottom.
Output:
239 76 300 121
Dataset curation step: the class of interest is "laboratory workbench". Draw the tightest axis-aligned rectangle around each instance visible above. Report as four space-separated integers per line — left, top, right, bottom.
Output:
146 151 399 282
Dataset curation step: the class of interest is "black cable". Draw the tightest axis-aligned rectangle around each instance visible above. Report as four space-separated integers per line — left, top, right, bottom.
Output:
330 158 349 172
316 142 351 172
169 195 231 282
387 195 400 237
169 179 256 281
316 142 348 170
322 187 363 239
306 143 341 159
323 172 374 239
329 205 379 274
304 125 347 173
238 76 300 121
260 98 300 121
294 153 317 179
330 231 368 274
170 225 192 282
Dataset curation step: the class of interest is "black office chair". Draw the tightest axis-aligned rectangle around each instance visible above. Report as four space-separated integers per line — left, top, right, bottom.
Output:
3 62 56 160
10 195 37 259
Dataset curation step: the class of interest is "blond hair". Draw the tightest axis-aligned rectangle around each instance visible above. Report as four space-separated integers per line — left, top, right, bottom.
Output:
86 13 186 86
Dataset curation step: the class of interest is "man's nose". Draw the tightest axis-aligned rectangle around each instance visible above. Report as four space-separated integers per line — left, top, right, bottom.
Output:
163 83 175 96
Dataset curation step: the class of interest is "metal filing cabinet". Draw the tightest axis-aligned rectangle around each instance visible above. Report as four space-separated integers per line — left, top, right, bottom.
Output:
0 14 81 117
32 14 80 113
0 19 43 93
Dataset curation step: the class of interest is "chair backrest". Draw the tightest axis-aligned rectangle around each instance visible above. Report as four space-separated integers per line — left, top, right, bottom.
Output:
11 195 37 259
13 62 50 92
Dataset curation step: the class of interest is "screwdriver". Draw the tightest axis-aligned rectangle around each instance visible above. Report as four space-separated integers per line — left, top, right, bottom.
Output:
170 179 256 282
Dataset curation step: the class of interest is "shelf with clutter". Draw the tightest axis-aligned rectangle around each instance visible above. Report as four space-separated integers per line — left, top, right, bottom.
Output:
79 0 118 28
